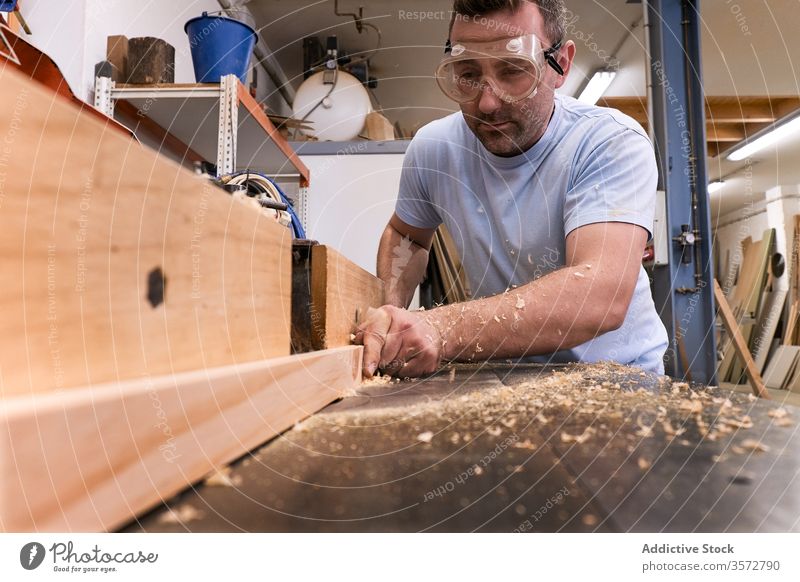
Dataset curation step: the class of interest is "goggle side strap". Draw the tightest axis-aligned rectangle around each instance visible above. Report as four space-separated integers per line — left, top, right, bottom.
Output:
543 40 565 75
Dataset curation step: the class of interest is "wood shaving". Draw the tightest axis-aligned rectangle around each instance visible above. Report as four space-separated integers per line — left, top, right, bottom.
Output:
204 466 242 488
740 439 770 453
768 408 789 419
561 427 595 444
679 399 703 413
487 426 503 437
494 315 501 323
474 465 484 475
637 458 652 471
582 514 599 527
417 431 434 443
158 504 204 524
725 416 753 429
515 296 526 309
513 439 537 450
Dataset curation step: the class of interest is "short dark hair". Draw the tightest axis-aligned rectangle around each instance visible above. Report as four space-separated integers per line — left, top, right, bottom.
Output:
449 0 566 46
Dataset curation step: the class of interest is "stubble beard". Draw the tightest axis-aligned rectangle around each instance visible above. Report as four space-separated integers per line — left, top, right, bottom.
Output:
465 97 551 157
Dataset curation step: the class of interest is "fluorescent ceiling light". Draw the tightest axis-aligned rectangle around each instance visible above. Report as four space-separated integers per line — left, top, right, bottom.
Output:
707 180 725 194
577 71 617 105
727 114 800 161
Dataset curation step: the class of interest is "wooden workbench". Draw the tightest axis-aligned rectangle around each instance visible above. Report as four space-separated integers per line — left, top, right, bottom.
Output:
123 363 800 532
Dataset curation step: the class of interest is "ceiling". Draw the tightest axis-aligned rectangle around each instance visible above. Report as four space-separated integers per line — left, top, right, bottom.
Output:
243 0 800 218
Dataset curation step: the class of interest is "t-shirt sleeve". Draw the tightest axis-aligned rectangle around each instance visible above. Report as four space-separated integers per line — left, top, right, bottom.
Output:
394 138 443 230
563 128 658 240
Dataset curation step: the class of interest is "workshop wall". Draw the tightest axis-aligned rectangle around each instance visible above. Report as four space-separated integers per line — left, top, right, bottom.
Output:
14 0 291 115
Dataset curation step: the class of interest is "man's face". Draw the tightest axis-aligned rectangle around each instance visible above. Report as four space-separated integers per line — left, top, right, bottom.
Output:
450 4 572 156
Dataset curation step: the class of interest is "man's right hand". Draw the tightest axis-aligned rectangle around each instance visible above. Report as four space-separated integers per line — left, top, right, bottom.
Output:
353 306 444 379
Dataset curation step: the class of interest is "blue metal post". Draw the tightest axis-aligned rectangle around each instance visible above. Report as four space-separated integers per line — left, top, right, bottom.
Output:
646 0 717 384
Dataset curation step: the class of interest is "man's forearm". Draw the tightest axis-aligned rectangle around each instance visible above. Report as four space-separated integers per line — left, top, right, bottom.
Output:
377 225 430 308
424 262 629 362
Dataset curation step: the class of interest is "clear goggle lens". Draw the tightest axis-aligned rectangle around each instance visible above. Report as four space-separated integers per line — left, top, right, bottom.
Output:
436 56 542 103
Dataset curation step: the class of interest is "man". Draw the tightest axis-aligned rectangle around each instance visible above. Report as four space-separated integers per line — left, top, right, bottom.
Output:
354 0 668 378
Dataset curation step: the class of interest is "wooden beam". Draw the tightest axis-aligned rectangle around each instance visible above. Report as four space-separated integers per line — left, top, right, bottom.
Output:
0 65 292 397
597 97 647 124
706 124 746 142
309 246 385 350
0 346 363 532
714 280 769 399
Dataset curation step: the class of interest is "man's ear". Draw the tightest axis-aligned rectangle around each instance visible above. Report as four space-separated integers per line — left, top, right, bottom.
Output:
553 39 576 89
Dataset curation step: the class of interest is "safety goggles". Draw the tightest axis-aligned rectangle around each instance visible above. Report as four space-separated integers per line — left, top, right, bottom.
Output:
435 34 564 104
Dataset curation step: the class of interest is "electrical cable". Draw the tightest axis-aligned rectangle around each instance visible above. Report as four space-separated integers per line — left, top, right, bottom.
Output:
222 170 306 238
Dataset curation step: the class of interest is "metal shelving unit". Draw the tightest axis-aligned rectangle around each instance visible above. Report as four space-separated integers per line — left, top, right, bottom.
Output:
94 74 310 187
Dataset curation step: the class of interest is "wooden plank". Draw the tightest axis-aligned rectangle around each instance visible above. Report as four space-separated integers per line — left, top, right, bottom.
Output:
310 246 385 350
762 345 800 389
106 35 129 81
0 65 292 397
364 111 396 141
752 289 787 373
0 346 363 532
236 82 311 187
714 280 769 398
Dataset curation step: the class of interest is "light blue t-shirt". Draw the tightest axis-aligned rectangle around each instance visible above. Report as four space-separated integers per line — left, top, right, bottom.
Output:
395 93 668 373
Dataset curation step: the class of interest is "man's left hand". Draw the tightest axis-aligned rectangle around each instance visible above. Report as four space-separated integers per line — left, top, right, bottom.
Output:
353 306 444 378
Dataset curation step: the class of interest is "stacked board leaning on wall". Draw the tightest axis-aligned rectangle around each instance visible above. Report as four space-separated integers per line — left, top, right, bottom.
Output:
718 229 777 384
761 216 800 392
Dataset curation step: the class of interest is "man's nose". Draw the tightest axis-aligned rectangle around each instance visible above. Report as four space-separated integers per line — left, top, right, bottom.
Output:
476 82 503 114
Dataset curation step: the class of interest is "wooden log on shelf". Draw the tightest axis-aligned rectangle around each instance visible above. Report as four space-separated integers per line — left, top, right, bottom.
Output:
126 37 175 84
0 64 291 396
0 346 363 532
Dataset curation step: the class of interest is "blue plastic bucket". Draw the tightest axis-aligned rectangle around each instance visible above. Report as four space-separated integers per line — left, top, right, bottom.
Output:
185 12 256 83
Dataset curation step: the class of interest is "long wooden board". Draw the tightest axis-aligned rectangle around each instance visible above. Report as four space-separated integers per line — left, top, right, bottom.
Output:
308 245 385 350
714 280 769 398
0 65 292 397
0 346 362 532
